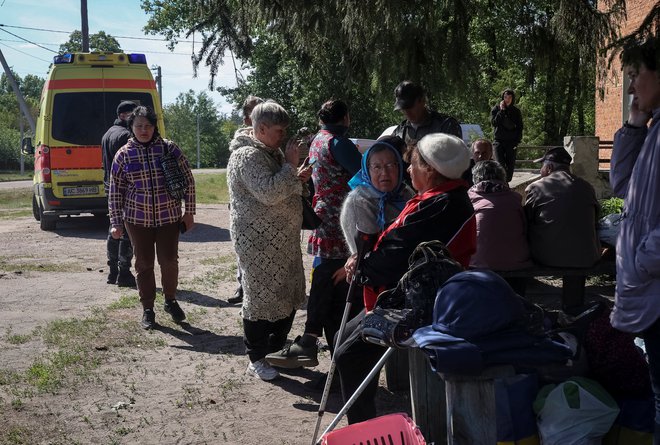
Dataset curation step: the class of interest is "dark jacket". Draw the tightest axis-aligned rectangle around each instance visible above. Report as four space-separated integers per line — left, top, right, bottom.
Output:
490 103 523 144
361 181 476 289
393 110 462 147
102 118 132 190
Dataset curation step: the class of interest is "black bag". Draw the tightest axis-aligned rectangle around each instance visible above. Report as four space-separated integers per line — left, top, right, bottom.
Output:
302 197 322 230
161 141 188 200
362 240 464 348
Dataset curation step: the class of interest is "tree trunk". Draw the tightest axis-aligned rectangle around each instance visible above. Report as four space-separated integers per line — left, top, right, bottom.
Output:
559 55 580 137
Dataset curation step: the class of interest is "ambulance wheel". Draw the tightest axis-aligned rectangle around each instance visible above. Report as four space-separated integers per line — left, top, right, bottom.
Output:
32 195 40 221
38 204 57 231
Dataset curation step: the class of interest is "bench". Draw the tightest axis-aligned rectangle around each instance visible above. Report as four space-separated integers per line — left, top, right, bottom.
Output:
495 258 616 312
408 347 516 444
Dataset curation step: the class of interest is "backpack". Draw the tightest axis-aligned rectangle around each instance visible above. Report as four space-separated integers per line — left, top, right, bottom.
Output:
361 240 463 348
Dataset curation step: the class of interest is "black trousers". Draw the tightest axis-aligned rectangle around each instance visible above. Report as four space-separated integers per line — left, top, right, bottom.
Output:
107 224 133 269
305 258 363 351
334 310 387 424
493 140 517 182
243 311 296 363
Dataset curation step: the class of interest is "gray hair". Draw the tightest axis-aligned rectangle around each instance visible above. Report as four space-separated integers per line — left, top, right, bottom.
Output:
472 160 506 183
251 100 290 130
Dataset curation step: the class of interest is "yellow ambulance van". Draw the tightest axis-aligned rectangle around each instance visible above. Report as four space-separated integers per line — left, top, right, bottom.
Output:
22 52 165 230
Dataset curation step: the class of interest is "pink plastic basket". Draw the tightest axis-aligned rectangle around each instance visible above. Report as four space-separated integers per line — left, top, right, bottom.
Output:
321 412 427 445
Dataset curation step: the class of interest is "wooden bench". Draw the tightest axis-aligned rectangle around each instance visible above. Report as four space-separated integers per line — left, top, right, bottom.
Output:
408 347 516 444
496 258 615 312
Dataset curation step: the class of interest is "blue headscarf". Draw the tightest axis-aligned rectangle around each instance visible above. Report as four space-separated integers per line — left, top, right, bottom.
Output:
348 141 408 231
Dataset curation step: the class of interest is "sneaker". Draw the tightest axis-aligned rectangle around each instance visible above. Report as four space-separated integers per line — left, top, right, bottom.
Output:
141 309 156 330
227 286 243 304
164 300 186 323
265 335 319 369
117 269 136 288
107 267 119 285
246 359 280 381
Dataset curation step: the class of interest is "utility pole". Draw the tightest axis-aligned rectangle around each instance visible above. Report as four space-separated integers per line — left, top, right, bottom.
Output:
196 114 201 169
151 65 162 106
0 48 36 133
81 0 89 52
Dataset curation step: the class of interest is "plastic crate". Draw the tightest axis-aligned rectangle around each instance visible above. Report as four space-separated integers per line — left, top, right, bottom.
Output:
321 413 426 445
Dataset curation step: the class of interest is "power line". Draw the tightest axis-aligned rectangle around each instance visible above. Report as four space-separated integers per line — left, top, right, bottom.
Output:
0 41 52 63
0 23 196 43
0 37 194 56
0 27 56 53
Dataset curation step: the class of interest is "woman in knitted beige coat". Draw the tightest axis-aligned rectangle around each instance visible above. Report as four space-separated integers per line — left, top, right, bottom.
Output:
227 101 312 381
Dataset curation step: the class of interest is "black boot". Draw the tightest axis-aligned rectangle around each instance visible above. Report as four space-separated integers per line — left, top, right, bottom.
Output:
117 268 137 288
107 265 119 284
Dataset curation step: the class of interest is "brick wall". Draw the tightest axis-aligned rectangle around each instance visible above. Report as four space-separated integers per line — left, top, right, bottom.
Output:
595 0 655 142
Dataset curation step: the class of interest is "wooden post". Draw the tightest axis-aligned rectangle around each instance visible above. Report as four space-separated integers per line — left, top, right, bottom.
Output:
408 348 447 444
385 348 410 391
443 365 515 445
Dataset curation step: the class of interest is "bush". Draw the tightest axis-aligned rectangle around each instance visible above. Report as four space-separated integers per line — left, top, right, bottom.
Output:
599 197 624 218
0 127 33 170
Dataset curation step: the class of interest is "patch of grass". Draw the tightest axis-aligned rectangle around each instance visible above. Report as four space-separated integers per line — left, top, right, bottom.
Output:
26 350 89 392
40 313 109 348
0 256 81 273
0 188 31 210
6 333 32 345
194 173 228 204
0 369 22 385
107 294 141 310
2 426 31 444
0 171 32 182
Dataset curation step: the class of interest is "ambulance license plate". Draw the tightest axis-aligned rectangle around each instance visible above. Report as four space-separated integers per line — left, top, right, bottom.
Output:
63 186 99 196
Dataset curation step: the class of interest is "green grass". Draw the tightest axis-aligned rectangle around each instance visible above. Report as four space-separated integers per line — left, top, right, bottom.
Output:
0 172 227 216
0 171 32 182
194 173 229 204
0 256 81 273
107 293 141 310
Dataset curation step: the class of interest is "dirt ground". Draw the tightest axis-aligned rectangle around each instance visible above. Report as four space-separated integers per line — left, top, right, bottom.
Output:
0 205 416 445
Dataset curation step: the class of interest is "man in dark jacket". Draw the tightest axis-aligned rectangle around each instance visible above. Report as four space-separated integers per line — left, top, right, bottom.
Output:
392 81 463 147
490 89 523 182
102 100 137 287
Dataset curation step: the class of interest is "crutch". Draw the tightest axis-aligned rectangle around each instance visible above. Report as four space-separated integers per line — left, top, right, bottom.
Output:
311 229 377 445
315 346 395 443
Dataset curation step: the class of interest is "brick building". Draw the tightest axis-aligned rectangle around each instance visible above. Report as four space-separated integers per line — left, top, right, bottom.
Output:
595 0 656 142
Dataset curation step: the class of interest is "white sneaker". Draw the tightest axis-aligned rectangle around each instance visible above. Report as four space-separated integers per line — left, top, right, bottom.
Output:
247 359 280 381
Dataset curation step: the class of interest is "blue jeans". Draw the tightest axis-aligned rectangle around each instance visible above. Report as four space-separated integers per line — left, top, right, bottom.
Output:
642 318 660 444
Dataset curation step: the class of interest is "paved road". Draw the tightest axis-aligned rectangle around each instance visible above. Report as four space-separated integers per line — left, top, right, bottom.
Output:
0 169 227 191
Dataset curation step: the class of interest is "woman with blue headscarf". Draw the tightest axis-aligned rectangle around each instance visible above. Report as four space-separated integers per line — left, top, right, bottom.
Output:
340 135 414 259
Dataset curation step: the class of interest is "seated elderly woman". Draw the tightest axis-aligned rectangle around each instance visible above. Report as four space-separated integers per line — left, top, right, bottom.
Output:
469 160 531 295
469 160 532 270
335 133 477 424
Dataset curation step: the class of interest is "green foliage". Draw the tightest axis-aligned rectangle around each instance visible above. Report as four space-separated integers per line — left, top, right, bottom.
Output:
164 90 231 167
143 0 629 145
58 30 122 53
600 197 624 218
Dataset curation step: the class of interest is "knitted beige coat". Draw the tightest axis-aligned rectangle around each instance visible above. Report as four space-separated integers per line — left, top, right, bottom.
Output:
227 133 306 321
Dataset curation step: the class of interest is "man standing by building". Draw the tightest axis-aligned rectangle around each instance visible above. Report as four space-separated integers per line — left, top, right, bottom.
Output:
392 80 462 146
524 146 601 269
491 89 523 182
610 36 660 442
102 100 137 287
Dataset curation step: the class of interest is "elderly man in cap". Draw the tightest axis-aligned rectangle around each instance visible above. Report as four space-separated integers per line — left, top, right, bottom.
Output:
101 100 138 287
391 80 462 148
524 146 601 270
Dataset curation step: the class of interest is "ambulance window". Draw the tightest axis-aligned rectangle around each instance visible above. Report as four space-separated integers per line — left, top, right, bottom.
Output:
52 92 155 145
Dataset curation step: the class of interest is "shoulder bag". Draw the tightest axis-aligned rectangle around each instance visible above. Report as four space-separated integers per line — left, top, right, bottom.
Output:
161 141 188 200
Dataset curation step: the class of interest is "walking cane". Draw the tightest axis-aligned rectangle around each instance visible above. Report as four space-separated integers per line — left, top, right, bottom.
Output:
315 346 395 443
310 228 376 445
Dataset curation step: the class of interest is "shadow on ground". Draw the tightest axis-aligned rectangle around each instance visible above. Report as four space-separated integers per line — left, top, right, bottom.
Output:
156 322 244 355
